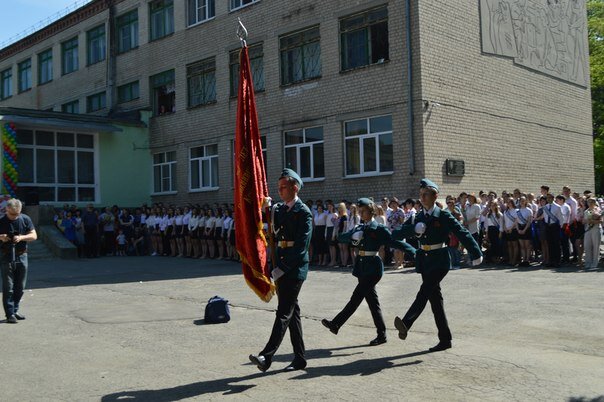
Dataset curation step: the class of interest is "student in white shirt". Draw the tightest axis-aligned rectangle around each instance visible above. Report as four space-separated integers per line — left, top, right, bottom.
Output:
215 209 225 259
198 208 208 258
502 198 519 266
204 209 217 259
183 206 192 257
543 194 564 267
347 204 361 262
312 204 328 265
516 196 533 267
484 201 503 263
556 195 572 263
223 209 234 260
188 207 200 258
325 202 338 267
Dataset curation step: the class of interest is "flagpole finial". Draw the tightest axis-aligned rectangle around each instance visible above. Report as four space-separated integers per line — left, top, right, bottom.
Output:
237 17 248 47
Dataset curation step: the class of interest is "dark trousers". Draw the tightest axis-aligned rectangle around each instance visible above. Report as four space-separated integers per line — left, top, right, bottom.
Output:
546 223 561 265
332 274 386 337
560 229 570 262
104 231 115 255
84 225 98 257
1 255 28 318
402 268 452 342
260 277 305 361
486 226 501 262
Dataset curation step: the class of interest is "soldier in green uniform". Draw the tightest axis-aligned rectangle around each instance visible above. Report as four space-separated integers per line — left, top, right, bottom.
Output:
321 198 416 346
393 179 483 352
249 169 313 372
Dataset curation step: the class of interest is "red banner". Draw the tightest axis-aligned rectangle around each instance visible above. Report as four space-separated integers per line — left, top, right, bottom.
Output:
234 46 275 302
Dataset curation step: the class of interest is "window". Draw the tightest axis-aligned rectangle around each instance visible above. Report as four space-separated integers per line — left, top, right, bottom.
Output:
340 6 389 71
62 37 79 75
188 0 215 26
61 100 79 114
38 49 53 85
117 10 138 53
344 115 393 177
187 58 216 107
150 69 175 115
279 26 321 86
229 44 264 97
87 25 106 65
230 0 259 11
0 68 12 100
150 0 174 41
117 81 140 103
17 129 96 202
153 151 176 193
86 92 106 112
284 126 324 180
190 144 218 190
18 59 32 93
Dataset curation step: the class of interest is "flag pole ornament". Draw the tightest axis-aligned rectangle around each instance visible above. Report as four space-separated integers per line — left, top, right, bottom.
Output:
2 123 18 197
234 20 275 302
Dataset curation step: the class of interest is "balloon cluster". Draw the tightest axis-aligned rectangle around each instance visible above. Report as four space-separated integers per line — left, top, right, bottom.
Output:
2 122 18 197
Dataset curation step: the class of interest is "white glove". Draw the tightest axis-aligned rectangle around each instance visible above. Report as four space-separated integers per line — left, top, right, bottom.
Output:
262 197 272 209
272 268 285 281
415 222 426 235
351 231 363 241
471 256 483 266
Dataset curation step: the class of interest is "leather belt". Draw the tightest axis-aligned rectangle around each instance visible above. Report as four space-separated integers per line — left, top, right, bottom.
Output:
420 243 445 251
277 241 294 248
358 250 378 257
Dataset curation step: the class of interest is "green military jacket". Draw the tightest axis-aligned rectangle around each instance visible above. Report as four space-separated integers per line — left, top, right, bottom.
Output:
392 206 482 273
338 219 416 277
273 198 313 281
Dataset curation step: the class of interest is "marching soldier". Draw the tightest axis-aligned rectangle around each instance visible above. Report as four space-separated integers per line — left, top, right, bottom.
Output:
321 198 416 346
249 169 313 372
392 179 483 352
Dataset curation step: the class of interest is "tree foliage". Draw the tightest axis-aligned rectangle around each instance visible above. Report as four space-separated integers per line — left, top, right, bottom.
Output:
588 0 604 193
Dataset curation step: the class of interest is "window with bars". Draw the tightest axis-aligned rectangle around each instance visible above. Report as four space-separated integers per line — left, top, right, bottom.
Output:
187 58 216 107
117 81 140 104
1 68 12 99
279 26 321 86
190 144 219 191
87 25 106 65
62 37 79 75
117 10 138 53
18 59 32 93
229 44 264 97
230 0 259 11
61 100 79 114
150 69 175 116
150 0 174 41
344 115 393 177
153 151 177 193
340 6 389 71
86 92 106 112
188 0 215 26
17 129 96 202
284 127 324 180
38 49 53 85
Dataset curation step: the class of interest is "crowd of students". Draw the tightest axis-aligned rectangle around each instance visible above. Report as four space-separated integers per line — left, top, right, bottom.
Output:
53 184 602 270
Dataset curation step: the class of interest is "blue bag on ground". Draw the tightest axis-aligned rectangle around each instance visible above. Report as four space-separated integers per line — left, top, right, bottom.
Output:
204 296 230 324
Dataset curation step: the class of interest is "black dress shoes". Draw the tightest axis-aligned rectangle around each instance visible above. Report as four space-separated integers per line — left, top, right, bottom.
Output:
14 313 25 320
394 316 408 340
428 341 452 352
249 354 271 372
369 336 387 346
6 315 18 324
321 319 339 335
283 358 307 372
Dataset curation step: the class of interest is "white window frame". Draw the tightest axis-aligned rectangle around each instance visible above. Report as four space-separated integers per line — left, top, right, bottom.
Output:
17 130 98 203
230 0 260 12
189 144 219 192
152 151 177 195
187 0 215 27
283 126 324 182
344 115 394 178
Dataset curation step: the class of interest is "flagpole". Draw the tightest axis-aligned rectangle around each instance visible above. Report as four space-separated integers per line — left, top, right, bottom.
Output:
236 17 247 48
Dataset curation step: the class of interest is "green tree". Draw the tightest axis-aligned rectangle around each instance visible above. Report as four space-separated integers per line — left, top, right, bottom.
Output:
588 0 604 193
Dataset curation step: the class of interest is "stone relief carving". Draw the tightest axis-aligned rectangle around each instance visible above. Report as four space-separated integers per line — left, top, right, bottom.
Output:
480 0 589 86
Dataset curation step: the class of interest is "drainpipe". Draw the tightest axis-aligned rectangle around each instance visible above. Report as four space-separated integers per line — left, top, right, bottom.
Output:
107 0 117 115
406 0 415 175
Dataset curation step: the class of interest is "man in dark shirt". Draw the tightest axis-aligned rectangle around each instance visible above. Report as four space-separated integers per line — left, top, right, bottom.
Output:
81 204 99 258
0 199 37 324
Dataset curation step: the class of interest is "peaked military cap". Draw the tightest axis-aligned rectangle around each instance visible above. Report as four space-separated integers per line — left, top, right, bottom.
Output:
357 197 374 208
420 178 439 192
280 168 303 188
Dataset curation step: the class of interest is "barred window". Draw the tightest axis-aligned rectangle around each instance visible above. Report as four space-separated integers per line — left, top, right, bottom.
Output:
284 127 324 180
117 10 138 53
187 58 216 108
279 26 321 86
38 49 53 85
86 92 106 112
229 44 264 97
344 115 393 177
340 6 389 71
117 81 140 104
150 70 175 116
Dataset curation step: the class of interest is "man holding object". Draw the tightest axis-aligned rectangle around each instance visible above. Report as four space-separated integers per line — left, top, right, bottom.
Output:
249 168 313 372
392 179 482 351
0 199 37 324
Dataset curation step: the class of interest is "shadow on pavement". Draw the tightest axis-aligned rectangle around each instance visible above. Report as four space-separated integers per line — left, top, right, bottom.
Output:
100 348 429 401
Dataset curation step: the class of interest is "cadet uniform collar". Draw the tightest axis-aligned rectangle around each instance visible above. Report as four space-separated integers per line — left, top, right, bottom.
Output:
285 196 300 210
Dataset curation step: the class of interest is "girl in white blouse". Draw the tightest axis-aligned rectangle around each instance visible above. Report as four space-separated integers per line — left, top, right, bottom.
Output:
347 204 361 262
188 207 200 258
325 202 338 267
204 209 217 259
502 199 519 266
516 197 533 267
223 209 234 260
